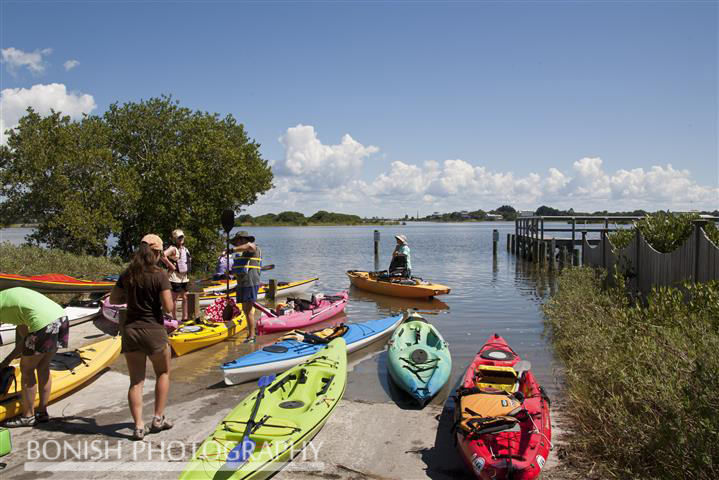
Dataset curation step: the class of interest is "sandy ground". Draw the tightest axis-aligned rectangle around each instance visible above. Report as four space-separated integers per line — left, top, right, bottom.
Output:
0 318 576 479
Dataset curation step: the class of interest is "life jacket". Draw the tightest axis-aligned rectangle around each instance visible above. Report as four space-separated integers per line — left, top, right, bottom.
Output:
455 387 526 438
388 254 409 277
232 247 262 276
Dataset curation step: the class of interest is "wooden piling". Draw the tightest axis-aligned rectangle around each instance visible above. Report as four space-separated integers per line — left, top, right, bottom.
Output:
268 279 277 300
374 230 380 271
493 229 499 257
511 234 516 254
549 238 556 271
187 292 200 320
572 248 579 266
539 241 546 268
506 233 511 252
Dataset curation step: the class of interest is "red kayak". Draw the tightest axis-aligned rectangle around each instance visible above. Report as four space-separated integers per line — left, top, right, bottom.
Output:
256 291 348 334
0 272 115 293
454 334 552 480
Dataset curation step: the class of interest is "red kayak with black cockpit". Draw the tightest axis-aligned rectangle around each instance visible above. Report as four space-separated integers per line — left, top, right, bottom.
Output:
454 333 552 480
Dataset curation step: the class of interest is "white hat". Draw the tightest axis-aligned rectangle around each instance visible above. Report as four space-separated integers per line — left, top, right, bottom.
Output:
395 234 408 244
172 229 185 240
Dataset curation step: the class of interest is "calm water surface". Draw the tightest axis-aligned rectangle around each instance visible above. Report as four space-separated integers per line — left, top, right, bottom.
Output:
2 223 563 405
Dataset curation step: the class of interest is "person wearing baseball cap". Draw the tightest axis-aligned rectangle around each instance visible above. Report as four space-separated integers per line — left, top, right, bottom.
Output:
228 231 261 343
109 234 174 440
389 234 412 277
164 229 191 322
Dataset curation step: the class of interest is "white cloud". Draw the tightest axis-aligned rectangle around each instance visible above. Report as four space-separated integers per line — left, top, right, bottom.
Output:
1 47 52 74
276 124 379 190
0 83 96 144
232 125 719 216
63 59 80 71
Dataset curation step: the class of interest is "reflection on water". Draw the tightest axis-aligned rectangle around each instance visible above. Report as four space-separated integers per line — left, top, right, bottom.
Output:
3 223 564 400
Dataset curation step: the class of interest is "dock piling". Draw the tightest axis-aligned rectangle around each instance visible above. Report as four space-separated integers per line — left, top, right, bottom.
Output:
268 279 277 300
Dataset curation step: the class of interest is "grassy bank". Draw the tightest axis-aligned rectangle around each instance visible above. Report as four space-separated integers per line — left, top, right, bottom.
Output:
0 242 126 303
543 268 718 479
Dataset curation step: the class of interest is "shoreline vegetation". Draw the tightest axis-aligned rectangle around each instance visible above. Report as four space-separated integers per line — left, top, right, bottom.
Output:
544 268 718 479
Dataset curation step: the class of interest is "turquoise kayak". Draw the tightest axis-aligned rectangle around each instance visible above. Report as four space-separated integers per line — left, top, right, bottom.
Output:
387 312 451 406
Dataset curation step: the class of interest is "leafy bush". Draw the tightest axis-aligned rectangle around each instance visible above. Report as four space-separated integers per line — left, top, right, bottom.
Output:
609 212 718 252
544 268 719 479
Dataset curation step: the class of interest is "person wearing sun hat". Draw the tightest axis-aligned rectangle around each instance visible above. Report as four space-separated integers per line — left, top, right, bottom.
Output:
389 234 412 277
163 229 191 322
228 230 262 343
109 233 175 440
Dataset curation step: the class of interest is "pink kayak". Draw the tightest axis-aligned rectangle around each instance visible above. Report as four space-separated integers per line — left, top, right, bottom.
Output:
257 291 349 334
101 296 179 333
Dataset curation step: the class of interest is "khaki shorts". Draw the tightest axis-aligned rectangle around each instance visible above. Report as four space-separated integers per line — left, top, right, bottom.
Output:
121 327 169 355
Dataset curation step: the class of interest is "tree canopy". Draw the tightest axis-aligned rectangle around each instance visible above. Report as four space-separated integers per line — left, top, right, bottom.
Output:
0 96 273 270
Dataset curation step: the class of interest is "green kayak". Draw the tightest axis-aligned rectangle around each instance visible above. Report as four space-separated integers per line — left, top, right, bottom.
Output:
179 338 347 480
387 312 451 406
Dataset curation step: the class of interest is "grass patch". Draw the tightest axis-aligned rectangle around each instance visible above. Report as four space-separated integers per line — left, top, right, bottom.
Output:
0 242 126 303
543 267 719 479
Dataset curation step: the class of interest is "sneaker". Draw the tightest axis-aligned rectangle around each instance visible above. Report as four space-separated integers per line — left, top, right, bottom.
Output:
131 425 148 441
35 410 50 423
4 415 36 428
149 415 173 433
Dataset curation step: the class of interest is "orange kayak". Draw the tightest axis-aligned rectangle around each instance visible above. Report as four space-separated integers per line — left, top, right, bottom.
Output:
346 270 450 299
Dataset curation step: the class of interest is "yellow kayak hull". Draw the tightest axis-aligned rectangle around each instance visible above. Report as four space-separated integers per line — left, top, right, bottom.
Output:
346 270 450 299
0 336 121 421
169 312 247 356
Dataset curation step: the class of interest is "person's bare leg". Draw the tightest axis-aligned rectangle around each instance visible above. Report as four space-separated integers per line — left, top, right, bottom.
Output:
148 345 171 418
125 351 147 429
35 351 54 413
242 301 255 338
19 354 42 417
170 292 179 320
180 291 188 321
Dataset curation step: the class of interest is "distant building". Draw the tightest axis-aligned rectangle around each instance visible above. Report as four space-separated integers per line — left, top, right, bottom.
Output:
486 213 503 220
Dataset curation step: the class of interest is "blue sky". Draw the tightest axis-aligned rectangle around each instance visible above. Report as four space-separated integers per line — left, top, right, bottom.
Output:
1 1 717 216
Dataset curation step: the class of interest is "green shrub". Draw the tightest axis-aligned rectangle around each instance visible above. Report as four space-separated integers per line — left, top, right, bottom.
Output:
544 268 719 479
609 212 718 252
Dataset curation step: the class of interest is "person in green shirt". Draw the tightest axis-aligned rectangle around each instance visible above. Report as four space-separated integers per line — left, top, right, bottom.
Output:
0 287 69 427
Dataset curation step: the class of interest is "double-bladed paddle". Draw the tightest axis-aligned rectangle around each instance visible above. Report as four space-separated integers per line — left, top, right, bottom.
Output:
221 210 235 322
224 374 277 469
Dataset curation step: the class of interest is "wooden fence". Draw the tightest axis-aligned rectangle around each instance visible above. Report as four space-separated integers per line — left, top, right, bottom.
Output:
582 220 719 297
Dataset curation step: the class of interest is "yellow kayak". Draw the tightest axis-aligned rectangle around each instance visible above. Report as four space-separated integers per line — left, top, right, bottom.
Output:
199 278 319 307
169 312 247 356
0 336 121 421
347 270 450 299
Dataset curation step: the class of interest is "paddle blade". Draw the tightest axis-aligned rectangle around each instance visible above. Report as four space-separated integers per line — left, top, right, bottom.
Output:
258 374 276 387
221 209 235 234
225 438 256 467
222 303 235 322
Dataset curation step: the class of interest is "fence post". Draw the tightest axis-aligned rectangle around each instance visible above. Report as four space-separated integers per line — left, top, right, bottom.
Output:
549 238 556 270
507 233 511 252
601 230 608 271
268 279 277 300
693 219 708 283
581 231 587 266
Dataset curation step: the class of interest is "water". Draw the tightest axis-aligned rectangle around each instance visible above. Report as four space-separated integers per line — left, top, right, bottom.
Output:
1 223 563 405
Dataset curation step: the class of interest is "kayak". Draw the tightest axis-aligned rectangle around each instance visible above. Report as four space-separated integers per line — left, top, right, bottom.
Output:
180 338 347 480
257 291 348 334
346 270 450 298
199 278 319 307
101 297 178 332
169 312 247 356
0 336 121 421
387 312 451 406
223 314 403 385
0 299 102 346
0 272 115 293
454 334 552 480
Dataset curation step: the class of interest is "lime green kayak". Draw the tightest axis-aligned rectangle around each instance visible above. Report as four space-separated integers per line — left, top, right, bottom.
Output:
179 338 347 480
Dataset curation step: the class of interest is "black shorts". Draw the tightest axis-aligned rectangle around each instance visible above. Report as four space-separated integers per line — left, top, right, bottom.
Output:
170 281 188 293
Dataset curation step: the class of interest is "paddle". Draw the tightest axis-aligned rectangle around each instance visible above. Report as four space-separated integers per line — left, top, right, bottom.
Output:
224 374 276 468
221 210 235 322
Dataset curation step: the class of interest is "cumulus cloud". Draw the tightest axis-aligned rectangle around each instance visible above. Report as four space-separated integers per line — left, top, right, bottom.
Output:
1 47 52 74
276 124 379 190
246 125 718 216
0 83 96 144
63 59 80 71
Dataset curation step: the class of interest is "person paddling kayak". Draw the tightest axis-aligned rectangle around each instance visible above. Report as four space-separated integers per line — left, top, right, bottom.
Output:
227 231 262 343
389 234 412 277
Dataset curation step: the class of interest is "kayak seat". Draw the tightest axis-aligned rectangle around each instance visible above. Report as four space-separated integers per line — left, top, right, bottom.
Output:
474 365 519 394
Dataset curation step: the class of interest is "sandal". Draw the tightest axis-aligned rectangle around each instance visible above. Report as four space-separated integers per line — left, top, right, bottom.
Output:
35 410 50 423
4 415 36 428
131 425 148 441
150 415 173 433
243 336 256 344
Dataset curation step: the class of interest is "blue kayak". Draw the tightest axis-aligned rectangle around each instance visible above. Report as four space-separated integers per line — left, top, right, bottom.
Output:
222 314 403 385
387 312 451 406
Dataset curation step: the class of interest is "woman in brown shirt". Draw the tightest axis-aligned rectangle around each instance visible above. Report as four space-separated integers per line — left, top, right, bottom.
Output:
109 234 174 440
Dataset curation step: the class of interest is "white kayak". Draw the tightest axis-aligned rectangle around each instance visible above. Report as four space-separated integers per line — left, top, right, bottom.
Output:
0 301 101 346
